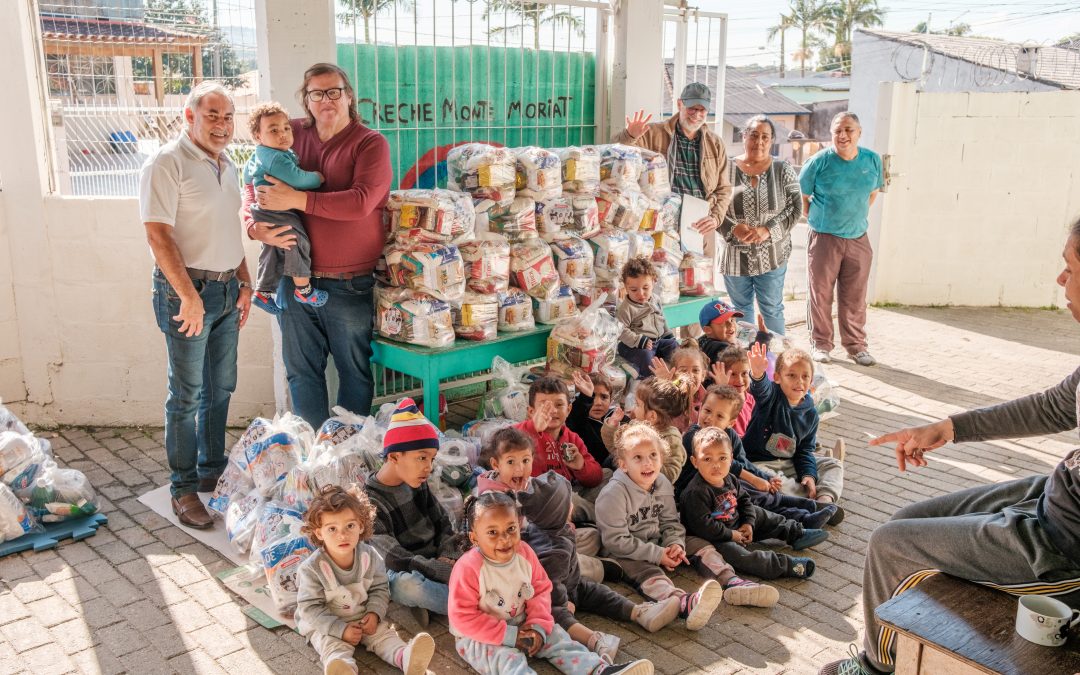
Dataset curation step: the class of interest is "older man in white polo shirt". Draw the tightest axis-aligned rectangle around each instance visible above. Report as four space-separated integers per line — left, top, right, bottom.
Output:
139 81 253 529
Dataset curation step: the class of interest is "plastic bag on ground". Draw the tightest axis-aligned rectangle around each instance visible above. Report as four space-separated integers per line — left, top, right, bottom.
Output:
252 501 315 616
386 189 475 243
452 292 499 342
509 236 560 301
590 230 631 282
559 146 601 195
382 241 466 302
0 482 42 542
549 234 595 295
376 286 456 348
655 261 681 305
225 488 265 554
547 298 622 377
208 455 255 517
496 288 536 333
446 143 516 211
638 149 672 200
0 401 29 435
599 144 644 190
459 233 511 294
273 463 317 512
811 370 841 414
679 253 716 296
480 357 533 422
25 460 100 523
0 433 52 496
462 418 514 447
240 414 311 495
313 407 371 458
514 146 562 202
534 285 579 325
535 197 574 242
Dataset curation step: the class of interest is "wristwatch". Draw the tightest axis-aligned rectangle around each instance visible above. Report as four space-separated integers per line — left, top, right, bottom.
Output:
238 280 252 290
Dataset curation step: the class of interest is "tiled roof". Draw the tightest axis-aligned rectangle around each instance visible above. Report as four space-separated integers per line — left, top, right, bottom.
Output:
858 30 1080 90
40 13 208 45
661 62 809 117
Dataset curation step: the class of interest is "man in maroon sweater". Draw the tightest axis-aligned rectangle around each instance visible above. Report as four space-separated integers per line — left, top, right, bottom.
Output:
246 63 392 426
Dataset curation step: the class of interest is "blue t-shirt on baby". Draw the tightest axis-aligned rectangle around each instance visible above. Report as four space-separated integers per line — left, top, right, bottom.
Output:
799 146 883 239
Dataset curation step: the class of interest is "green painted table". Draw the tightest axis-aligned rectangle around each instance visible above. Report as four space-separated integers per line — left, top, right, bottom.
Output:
371 296 714 424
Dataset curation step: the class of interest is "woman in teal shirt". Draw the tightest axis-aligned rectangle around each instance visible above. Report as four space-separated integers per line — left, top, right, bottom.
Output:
799 112 883 367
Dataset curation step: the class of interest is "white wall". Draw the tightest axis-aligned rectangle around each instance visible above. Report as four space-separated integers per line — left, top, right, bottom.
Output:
870 83 1080 307
850 32 1057 152
0 199 26 404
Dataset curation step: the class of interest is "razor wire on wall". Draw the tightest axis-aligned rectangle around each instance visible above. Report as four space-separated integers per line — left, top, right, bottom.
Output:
887 37 1080 90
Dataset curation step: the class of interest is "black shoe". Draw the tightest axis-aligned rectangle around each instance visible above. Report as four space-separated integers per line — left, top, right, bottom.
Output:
600 557 625 582
827 504 846 526
197 475 221 493
601 659 654 675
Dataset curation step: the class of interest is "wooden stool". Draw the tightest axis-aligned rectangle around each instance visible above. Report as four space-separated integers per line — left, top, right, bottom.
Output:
875 573 1080 674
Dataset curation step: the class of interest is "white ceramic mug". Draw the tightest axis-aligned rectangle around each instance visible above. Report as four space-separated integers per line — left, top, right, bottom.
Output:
1015 595 1080 647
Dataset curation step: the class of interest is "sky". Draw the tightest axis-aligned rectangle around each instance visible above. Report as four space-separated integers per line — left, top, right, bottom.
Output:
695 0 1080 67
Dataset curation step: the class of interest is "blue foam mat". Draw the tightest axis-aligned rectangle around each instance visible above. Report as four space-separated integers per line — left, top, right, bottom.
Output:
0 513 108 557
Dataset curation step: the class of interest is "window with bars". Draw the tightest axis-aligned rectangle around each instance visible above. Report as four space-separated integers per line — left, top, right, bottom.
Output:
45 54 117 97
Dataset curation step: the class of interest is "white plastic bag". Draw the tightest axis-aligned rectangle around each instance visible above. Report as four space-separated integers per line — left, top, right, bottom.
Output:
386 188 476 243
679 252 716 296
488 197 538 242
25 460 100 523
599 144 644 190
655 261 681 305
535 197 574 242
240 413 312 495
253 501 315 616
590 230 631 282
459 233 511 294
549 234 595 295
496 288 536 333
452 292 499 342
0 401 29 435
627 231 655 260
208 456 254 517
547 299 622 377
514 146 562 201
446 143 516 211
0 433 51 496
534 285 579 325
0 431 45 477
225 488 265 554
382 241 467 303
560 146 601 195
638 149 672 200
596 184 641 232
0 482 41 543
480 357 532 422
376 286 456 348
656 192 682 232
509 237 560 301
811 370 841 414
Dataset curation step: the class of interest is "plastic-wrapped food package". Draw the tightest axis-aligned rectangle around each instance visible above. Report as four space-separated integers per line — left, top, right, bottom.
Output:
274 464 316 512
436 439 474 488
253 502 314 616
0 401 29 435
0 431 45 477
627 231 655 260
452 292 499 341
462 418 515 447
459 233 510 294
239 415 311 495
25 460 99 523
634 192 661 232
446 143 516 211
513 146 562 202
638 149 672 200
1 436 51 497
656 192 682 232
651 231 684 266
590 230 631 282
382 241 466 302
549 234 594 294
679 253 716 296
546 300 622 377
566 195 601 240
535 197 574 242
811 371 840 414
306 447 368 493
208 456 254 517
576 279 617 310
655 261 681 305
480 357 533 422
487 197 537 243
386 189 475 243
560 146 601 195
496 287 536 332
603 359 633 403
225 488 265 553
599 144 644 190
313 407 370 455
595 185 642 232
376 286 456 348
534 285 579 324
0 482 41 543
509 237 560 301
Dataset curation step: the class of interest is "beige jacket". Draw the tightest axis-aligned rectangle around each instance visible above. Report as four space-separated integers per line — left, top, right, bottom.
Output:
614 115 733 222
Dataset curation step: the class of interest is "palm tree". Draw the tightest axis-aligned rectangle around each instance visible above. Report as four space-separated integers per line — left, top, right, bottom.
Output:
824 0 885 71
773 0 830 77
483 1 584 51
338 0 415 44
767 14 794 78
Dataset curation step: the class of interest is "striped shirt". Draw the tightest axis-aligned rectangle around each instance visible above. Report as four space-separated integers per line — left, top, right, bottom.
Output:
718 159 801 277
670 124 706 199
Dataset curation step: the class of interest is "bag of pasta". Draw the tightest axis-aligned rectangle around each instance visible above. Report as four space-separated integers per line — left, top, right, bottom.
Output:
513 146 561 202
488 197 537 242
452 292 499 342
375 286 456 348
382 241 466 302
535 197 574 242
599 144 644 190
638 149 672 200
679 252 716 296
560 146 601 195
546 298 621 378
590 230 631 282
459 233 510 294
534 285 579 324
549 234 594 295
496 287 536 332
446 143 516 211
509 236 560 301
386 189 475 243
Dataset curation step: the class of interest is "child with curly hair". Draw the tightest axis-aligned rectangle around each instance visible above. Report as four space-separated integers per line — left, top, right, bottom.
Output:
615 255 677 378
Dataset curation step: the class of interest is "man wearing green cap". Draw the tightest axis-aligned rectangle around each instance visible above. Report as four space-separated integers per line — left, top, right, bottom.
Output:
615 82 732 239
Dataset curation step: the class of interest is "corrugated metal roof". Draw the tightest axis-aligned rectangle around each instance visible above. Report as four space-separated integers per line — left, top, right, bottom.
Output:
40 13 208 45
661 62 809 117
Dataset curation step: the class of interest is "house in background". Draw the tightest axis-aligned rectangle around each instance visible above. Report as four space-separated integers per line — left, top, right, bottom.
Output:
850 29 1080 150
756 72 850 106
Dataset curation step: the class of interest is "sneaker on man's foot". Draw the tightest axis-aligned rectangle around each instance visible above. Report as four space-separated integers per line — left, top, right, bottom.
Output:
789 556 816 579
722 577 779 607
811 348 832 363
591 631 620 664
818 646 887 675
792 528 830 551
401 632 435 675
601 659 654 675
851 351 876 366
633 596 681 632
681 579 723 630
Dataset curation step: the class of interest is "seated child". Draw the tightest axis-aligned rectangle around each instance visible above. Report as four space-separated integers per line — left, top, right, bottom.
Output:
296 485 435 675
615 256 677 378
602 376 692 485
567 370 616 469
661 340 710 433
679 428 827 580
242 102 328 314
365 398 459 622
743 345 844 505
515 376 604 522
715 345 755 437
448 491 654 675
677 384 840 529
697 300 744 365
476 428 681 663
596 422 778 618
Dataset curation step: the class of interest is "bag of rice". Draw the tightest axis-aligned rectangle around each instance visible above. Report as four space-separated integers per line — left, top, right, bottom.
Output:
459 233 510 294
386 188 475 243
535 197 574 242
488 197 537 242
534 285 579 324
638 149 672 200
549 234 594 294
509 236 560 301
599 144 644 190
655 261 681 305
546 299 622 377
382 241 467 302
452 292 499 341
679 252 716 296
496 288 536 332
446 143 516 211
375 286 456 348
590 230 631 282
559 146 601 195
513 146 562 201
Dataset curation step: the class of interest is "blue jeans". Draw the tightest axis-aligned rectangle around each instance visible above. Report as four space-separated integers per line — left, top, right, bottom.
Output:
723 262 788 336
387 569 449 615
152 270 238 498
617 336 678 379
276 274 376 428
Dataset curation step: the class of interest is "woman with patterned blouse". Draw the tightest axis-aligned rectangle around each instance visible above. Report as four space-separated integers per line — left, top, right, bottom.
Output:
718 115 802 336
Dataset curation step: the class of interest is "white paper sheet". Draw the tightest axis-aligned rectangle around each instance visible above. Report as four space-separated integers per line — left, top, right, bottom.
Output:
679 194 708 256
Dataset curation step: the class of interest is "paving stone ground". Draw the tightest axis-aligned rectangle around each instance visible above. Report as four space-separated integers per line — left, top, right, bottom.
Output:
2 304 1078 675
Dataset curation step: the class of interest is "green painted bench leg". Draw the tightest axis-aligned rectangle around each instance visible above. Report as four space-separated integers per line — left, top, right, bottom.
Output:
422 363 441 426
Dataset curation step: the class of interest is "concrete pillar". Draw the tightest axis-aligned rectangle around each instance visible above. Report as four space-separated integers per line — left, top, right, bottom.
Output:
610 0 665 141
255 0 336 115
0 0 62 407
